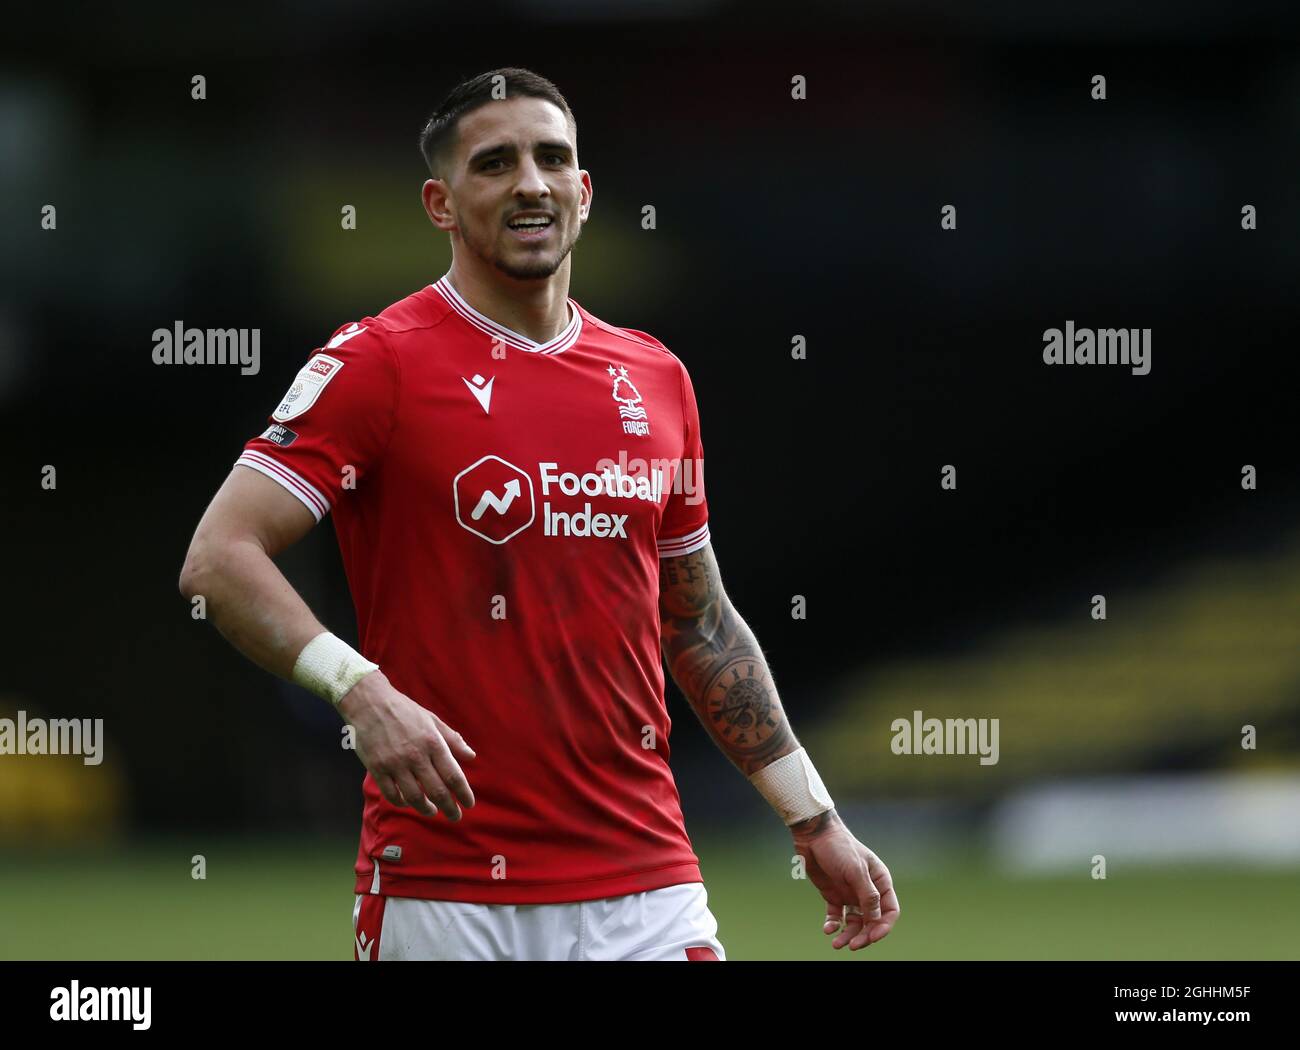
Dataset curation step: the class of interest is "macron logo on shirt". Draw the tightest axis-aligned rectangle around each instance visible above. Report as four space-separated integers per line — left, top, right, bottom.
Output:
462 373 494 414
326 323 367 349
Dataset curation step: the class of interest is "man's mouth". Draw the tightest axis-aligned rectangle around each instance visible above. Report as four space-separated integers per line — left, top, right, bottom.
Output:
506 214 555 241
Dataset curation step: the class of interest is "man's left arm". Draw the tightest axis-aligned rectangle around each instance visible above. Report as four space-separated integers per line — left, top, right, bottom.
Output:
659 541 901 950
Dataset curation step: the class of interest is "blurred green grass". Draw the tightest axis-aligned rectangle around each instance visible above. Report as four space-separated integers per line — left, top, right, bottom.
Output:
0 836 1295 959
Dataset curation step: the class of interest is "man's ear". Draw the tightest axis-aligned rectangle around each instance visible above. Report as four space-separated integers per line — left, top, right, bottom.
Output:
422 178 456 231
579 169 593 222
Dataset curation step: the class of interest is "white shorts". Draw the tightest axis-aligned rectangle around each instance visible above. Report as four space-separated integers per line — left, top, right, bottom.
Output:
353 882 726 961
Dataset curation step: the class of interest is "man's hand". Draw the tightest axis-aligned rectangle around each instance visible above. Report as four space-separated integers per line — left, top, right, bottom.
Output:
337 670 476 821
792 809 900 951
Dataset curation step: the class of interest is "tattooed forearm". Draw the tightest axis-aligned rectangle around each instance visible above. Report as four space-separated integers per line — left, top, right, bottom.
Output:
659 543 800 776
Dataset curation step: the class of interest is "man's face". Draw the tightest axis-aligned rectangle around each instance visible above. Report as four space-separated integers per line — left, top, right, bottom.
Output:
430 96 591 282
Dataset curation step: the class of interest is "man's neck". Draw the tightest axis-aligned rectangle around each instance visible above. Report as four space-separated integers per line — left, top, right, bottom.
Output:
444 259 572 346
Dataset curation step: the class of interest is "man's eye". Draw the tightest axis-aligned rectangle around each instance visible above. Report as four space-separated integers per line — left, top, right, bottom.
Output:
482 159 504 170
544 154 565 165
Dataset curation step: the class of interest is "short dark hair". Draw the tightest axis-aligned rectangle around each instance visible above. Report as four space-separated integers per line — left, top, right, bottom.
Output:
418 68 577 179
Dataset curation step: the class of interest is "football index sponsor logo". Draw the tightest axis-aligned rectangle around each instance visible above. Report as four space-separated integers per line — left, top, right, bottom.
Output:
453 455 665 544
454 456 535 544
50 982 151 1030
538 461 663 538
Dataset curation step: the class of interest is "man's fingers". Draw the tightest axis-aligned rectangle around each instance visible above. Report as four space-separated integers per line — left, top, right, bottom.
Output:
868 857 901 924
833 907 865 950
431 714 477 763
818 893 864 949
373 772 403 809
823 897 849 935
875 882 902 930
350 689 476 817
848 862 883 921
425 732 475 811
807 844 901 952
392 770 438 817
409 753 461 821
848 859 901 950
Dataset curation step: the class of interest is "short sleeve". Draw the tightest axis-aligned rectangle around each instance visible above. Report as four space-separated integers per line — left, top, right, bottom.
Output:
235 320 398 522
656 359 710 558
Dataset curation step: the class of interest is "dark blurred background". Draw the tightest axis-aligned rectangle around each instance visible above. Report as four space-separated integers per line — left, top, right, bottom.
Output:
1 2 1297 958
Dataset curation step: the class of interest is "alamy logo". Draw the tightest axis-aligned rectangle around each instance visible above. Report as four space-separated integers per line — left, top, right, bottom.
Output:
891 710 999 766
608 363 650 436
50 982 151 1030
0 710 103 765
151 321 260 375
1042 321 1151 375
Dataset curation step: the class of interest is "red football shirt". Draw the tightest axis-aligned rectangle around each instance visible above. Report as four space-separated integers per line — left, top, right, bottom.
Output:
237 275 711 903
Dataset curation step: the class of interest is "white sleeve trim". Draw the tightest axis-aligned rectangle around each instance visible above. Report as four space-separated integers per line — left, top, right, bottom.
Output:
235 450 330 522
657 521 709 559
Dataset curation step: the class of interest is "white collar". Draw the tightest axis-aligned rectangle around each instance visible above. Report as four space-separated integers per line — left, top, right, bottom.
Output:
433 275 582 355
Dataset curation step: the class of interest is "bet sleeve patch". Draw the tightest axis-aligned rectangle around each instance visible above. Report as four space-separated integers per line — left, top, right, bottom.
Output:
272 353 345 422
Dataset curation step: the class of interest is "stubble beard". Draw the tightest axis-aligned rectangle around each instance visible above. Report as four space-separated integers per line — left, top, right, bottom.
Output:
461 211 581 282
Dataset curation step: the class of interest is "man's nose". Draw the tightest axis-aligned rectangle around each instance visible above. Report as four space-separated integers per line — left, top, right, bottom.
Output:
513 156 549 198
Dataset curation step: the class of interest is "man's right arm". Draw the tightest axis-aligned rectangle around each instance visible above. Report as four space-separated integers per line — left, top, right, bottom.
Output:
179 465 325 677
178 465 476 820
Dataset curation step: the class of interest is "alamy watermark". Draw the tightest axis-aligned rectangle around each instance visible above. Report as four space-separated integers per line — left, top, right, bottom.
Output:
1043 321 1150 375
50 982 150 1030
152 321 260 375
891 709 999 766
594 449 704 506
0 710 103 765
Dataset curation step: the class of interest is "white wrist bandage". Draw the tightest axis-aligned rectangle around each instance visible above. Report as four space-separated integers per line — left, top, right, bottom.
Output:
292 631 379 705
749 747 835 825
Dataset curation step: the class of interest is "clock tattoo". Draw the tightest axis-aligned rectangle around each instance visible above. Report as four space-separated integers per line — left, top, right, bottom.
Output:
707 660 777 751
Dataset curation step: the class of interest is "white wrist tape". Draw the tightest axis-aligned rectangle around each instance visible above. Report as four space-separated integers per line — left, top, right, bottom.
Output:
749 748 835 825
292 632 379 705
